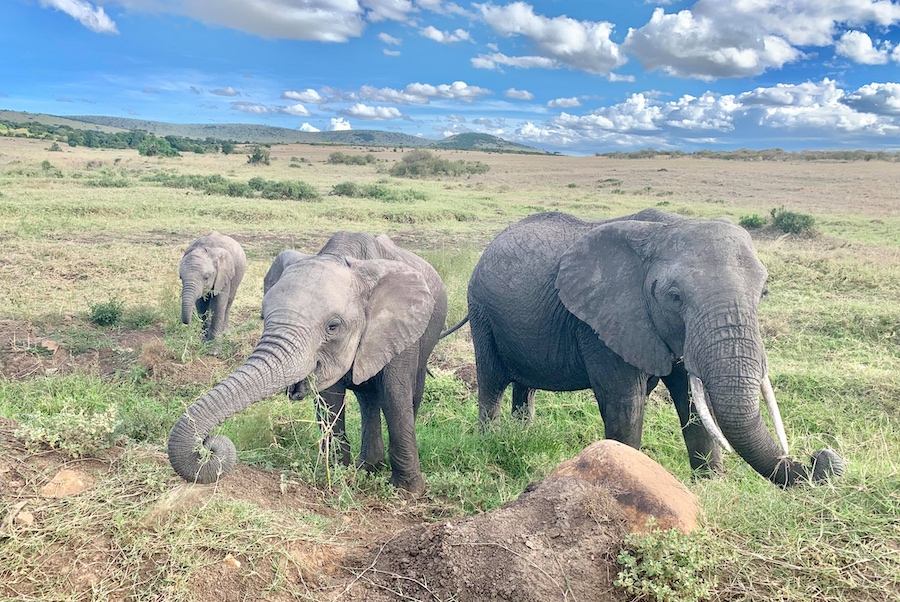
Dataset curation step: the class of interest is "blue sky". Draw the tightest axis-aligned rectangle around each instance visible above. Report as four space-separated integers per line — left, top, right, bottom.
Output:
2 0 899 154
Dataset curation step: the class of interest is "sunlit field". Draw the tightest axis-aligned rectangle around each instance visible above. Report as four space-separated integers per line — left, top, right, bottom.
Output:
1 136 898 601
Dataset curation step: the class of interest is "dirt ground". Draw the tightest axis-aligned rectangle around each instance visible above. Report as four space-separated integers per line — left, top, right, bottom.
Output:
0 317 641 601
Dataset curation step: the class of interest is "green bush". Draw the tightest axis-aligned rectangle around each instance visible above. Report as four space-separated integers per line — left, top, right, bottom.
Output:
15 406 122 458
388 150 490 178
770 206 816 234
259 180 319 201
220 141 235 155
327 152 375 165
616 527 719 602
248 176 267 191
247 145 271 165
89 298 125 326
738 214 767 229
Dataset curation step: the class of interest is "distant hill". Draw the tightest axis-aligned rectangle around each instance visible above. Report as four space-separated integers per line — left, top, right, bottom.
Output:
430 132 541 154
0 111 546 153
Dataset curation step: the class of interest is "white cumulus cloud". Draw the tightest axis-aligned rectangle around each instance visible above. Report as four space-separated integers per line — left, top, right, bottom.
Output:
842 82 900 116
479 2 625 74
342 103 404 120
41 0 118 34
378 32 402 45
548 97 581 108
282 89 324 103
299 122 321 132
835 31 890 65
505 88 534 100
330 117 352 131
420 25 471 43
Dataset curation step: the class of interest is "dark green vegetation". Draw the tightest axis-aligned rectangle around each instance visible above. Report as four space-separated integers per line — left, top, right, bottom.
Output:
597 147 900 162
388 149 490 177
0 110 547 154
0 141 898 600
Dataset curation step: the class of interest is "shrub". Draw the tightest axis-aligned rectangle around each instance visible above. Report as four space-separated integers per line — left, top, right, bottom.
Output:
770 206 816 234
388 150 490 178
739 214 767 229
327 152 375 165
260 180 319 201
220 141 235 154
616 527 718 602
48 142 62 152
16 406 122 458
89 298 125 326
248 176 267 191
247 145 271 165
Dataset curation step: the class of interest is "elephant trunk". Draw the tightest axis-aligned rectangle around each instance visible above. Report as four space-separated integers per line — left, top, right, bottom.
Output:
685 301 843 487
181 279 202 325
167 331 314 483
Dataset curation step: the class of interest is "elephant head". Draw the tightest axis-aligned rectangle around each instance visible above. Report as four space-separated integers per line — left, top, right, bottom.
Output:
556 215 843 487
167 253 437 484
179 244 233 325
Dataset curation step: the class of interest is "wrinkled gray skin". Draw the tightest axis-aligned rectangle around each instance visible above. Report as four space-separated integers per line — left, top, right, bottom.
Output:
179 232 247 351
466 210 842 487
168 232 448 495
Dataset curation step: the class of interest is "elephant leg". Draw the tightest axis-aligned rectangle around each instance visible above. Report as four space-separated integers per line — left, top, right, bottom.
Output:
315 384 351 466
204 291 230 342
511 383 535 422
355 389 386 472
470 312 511 424
195 296 211 333
580 337 647 448
379 359 424 495
663 361 723 475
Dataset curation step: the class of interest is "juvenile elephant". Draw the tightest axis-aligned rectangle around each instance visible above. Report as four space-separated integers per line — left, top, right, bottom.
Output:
461 209 842 487
168 232 448 495
179 232 247 349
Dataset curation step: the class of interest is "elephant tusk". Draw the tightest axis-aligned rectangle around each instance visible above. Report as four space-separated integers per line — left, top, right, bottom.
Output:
762 373 789 456
688 375 733 453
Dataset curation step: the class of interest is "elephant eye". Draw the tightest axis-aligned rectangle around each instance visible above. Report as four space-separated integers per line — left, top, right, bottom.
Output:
667 289 683 306
325 317 342 334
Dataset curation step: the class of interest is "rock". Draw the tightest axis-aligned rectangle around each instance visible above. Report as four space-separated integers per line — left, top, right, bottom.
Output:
550 439 700 533
40 469 93 497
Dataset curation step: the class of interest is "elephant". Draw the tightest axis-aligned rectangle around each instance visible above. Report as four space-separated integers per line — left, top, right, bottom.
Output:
179 232 247 350
168 231 448 495
457 209 843 487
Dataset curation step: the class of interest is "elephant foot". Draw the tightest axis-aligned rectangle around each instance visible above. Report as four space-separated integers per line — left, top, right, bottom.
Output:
810 448 845 482
391 472 426 497
357 458 387 473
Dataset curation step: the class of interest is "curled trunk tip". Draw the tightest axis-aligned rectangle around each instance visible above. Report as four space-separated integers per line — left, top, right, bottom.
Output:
168 416 238 484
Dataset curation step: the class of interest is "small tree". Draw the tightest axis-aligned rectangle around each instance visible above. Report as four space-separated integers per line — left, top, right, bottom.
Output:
247 145 270 165
221 141 235 155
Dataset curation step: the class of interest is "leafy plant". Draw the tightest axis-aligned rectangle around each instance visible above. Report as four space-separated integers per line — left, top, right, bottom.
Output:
770 206 816 234
247 145 271 165
89 298 125 326
616 526 719 602
16 406 122 458
739 214 767 229
388 150 490 178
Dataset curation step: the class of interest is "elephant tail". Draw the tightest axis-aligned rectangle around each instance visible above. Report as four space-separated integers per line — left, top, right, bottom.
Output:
440 315 469 339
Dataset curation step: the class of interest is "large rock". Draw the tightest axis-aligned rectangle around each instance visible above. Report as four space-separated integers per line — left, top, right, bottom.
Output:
551 439 700 533
347 440 701 602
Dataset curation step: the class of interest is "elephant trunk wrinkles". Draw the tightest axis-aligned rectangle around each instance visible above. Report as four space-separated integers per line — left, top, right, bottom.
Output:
167 332 312 484
181 280 202 325
686 302 841 487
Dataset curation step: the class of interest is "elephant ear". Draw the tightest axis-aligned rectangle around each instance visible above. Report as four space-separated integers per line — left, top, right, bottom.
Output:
211 247 235 294
555 220 673 376
349 258 436 385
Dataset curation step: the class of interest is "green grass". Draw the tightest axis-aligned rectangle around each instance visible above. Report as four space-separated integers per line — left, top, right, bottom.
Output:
0 144 898 600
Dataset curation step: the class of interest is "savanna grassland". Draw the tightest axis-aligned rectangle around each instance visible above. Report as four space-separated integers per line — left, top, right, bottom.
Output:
0 135 898 601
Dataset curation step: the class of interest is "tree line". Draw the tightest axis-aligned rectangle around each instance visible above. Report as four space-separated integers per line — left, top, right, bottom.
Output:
0 118 236 157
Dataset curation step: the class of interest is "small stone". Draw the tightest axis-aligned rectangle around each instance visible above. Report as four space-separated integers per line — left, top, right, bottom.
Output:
15 510 34 526
40 469 93 497
223 554 241 569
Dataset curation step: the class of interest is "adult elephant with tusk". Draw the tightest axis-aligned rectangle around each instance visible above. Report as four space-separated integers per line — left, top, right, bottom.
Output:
457 209 843 487
168 232 448 496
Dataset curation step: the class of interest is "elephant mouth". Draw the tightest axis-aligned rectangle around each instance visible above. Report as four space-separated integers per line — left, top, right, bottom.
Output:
688 372 789 456
287 380 310 400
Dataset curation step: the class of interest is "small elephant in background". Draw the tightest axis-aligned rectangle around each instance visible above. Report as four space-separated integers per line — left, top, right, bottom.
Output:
179 232 247 350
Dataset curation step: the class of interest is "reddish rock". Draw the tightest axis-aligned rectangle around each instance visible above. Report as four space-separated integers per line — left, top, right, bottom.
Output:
551 439 700 533
40 469 93 497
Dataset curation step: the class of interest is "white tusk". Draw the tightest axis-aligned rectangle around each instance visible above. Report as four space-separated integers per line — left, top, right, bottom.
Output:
688 375 733 453
762 373 789 456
